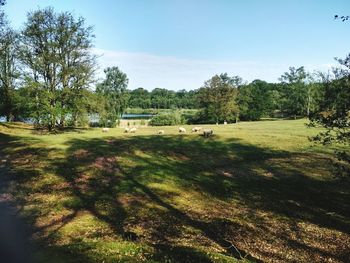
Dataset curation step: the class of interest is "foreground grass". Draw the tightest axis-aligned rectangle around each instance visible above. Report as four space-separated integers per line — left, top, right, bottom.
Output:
0 120 349 262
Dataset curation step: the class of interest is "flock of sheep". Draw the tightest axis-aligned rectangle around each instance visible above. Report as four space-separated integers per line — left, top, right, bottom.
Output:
102 126 214 137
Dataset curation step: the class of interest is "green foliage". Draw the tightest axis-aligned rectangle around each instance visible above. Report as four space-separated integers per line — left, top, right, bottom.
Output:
149 111 183 126
0 22 19 121
150 88 177 109
196 73 240 123
279 67 309 118
238 80 276 121
96 67 129 127
0 1 5 29
128 87 151 109
127 87 198 109
17 7 96 130
310 54 350 176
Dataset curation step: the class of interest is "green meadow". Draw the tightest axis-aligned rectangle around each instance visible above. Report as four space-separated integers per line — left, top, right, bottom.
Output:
0 119 349 262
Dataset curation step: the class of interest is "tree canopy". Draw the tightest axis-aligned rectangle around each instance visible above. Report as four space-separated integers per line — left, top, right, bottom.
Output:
310 55 350 176
96 66 129 127
196 73 241 124
17 7 96 130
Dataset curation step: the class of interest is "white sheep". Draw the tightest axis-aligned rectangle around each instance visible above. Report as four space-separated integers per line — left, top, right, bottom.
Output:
179 127 186 133
191 127 202 132
157 130 165 134
224 121 227 125
129 127 137 133
124 127 130 133
203 129 213 137
102 127 109 132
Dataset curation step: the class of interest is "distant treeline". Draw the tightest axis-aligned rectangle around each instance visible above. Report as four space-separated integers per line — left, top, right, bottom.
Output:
1 4 348 175
127 67 323 124
0 6 348 130
127 88 197 109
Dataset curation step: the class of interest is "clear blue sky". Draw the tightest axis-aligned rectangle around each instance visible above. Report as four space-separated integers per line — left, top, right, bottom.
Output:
4 0 350 90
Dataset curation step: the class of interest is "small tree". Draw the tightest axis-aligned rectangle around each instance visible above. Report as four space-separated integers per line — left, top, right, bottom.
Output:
197 73 241 124
279 67 309 119
310 55 350 176
96 67 129 127
238 80 275 121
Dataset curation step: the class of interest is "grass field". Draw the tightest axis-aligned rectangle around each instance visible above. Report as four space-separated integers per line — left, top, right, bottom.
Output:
0 120 349 262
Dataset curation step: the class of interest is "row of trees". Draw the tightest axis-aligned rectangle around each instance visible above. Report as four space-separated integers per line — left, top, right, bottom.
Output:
0 4 340 129
0 4 348 174
128 66 325 124
193 66 325 124
0 5 131 130
1 6 96 129
128 88 197 109
0 5 348 137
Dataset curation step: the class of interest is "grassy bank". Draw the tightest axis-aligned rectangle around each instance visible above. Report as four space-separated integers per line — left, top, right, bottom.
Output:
0 120 349 262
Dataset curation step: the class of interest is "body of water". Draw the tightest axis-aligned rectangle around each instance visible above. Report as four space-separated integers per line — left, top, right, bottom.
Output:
121 114 154 120
0 114 155 124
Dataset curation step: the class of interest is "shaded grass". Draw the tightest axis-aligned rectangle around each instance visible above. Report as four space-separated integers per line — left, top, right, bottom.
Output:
0 120 349 262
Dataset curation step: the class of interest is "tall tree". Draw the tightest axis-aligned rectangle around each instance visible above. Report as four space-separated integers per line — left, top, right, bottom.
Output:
238 80 275 120
96 67 129 127
18 7 96 130
0 9 20 121
310 55 350 176
128 87 151 109
150 88 176 109
197 73 241 124
55 11 96 127
279 66 309 118
0 0 5 28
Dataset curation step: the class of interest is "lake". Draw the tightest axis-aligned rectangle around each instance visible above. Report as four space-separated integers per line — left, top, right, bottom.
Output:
121 114 155 120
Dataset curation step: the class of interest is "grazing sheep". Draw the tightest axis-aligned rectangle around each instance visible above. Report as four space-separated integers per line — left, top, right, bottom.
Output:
124 127 130 133
157 130 164 134
191 127 202 132
179 127 186 133
102 127 109 133
129 127 137 133
224 121 227 125
203 129 213 138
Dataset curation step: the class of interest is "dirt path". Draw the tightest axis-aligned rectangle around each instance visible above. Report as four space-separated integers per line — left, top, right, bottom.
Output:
0 159 33 263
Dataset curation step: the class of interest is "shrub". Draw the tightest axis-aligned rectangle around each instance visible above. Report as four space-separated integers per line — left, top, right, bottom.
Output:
149 111 184 126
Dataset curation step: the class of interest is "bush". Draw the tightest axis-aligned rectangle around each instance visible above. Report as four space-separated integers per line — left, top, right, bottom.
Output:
186 110 215 124
149 111 184 126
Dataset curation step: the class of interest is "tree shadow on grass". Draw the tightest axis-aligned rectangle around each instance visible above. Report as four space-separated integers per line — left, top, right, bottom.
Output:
1 132 350 262
0 133 57 263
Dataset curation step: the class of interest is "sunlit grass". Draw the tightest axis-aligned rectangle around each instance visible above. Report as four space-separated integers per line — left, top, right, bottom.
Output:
0 119 349 262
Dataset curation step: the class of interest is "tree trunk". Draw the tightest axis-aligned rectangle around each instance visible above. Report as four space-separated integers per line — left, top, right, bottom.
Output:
72 112 78 127
59 115 65 128
307 94 311 117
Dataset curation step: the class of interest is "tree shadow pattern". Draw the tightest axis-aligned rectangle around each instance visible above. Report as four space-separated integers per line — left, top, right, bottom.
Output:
0 132 350 262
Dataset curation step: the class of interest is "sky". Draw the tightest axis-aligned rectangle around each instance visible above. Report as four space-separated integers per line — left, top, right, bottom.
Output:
4 0 350 90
